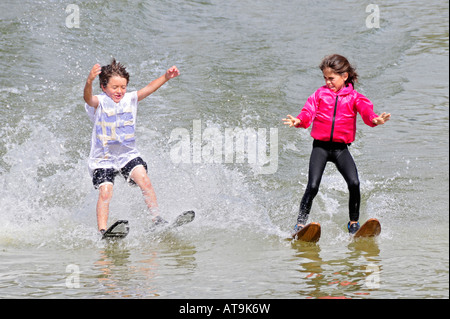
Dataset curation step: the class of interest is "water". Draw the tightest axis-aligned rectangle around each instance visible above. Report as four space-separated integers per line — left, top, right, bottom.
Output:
0 0 448 299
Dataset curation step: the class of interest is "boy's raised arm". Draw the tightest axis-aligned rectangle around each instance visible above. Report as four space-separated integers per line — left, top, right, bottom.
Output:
137 66 180 102
84 64 101 108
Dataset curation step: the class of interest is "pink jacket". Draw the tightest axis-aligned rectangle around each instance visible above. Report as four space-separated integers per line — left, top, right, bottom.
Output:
296 84 378 144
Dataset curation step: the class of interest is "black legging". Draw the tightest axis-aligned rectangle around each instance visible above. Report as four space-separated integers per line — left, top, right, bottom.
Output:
297 139 360 225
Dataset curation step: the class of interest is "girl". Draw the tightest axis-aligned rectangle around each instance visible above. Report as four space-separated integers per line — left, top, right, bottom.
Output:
84 59 180 234
283 54 390 234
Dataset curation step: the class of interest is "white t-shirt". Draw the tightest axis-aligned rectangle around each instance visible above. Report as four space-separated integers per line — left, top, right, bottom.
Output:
85 91 141 176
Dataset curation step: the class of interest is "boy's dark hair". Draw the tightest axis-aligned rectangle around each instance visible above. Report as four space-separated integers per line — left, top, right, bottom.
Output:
319 54 358 87
99 58 130 89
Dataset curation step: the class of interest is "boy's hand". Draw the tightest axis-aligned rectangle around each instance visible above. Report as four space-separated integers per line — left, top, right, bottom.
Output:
84 64 101 107
165 66 180 80
87 64 101 83
137 65 180 102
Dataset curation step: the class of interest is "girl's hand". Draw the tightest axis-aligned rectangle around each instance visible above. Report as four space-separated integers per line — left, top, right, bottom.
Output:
282 115 301 127
372 112 391 125
165 66 180 80
87 64 101 83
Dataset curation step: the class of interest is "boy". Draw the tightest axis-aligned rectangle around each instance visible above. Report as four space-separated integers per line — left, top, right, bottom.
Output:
83 59 180 234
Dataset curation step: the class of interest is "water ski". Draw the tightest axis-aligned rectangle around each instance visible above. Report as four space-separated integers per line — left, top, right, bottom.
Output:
353 218 381 239
102 220 129 240
291 222 321 243
170 210 195 228
102 211 195 239
149 210 196 232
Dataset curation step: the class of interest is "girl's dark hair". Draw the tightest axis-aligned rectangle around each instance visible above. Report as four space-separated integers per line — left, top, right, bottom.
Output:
319 54 358 87
99 58 130 89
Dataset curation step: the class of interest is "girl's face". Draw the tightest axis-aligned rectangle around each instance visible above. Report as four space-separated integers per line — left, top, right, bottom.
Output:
102 76 128 103
322 67 348 92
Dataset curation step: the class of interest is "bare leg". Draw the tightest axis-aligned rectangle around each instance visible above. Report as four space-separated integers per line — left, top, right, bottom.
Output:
97 183 113 231
129 165 160 221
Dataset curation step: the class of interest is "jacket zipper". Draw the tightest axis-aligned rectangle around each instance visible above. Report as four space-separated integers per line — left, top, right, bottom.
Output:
329 95 339 142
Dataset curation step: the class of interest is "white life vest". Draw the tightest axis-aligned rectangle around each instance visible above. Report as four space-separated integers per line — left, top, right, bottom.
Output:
85 91 141 176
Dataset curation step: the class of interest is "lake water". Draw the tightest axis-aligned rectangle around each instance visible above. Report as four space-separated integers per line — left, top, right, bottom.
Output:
0 0 448 300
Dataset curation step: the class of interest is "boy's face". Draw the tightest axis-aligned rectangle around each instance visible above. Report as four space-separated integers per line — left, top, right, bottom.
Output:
102 76 128 103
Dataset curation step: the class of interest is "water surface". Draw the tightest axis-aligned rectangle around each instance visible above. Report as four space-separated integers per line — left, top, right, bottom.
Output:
0 0 448 299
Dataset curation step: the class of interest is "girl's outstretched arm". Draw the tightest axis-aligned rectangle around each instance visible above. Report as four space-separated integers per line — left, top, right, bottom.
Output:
372 112 391 125
137 66 180 102
282 114 301 127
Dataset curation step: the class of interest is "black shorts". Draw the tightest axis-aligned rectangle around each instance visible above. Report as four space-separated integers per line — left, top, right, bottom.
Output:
92 157 148 189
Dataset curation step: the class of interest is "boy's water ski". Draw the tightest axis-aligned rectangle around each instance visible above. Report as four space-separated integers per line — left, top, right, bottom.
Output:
101 211 196 240
291 222 321 243
170 210 196 228
147 210 196 232
101 220 129 239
